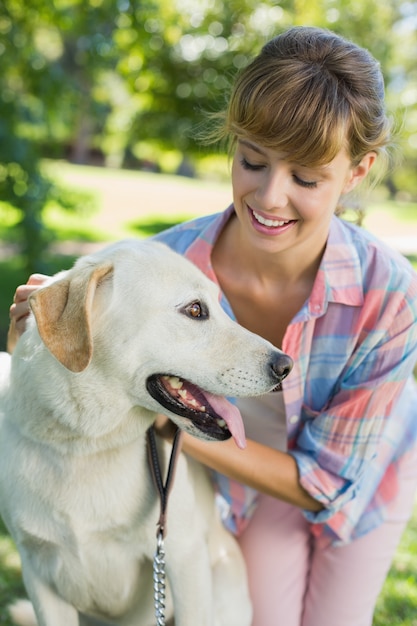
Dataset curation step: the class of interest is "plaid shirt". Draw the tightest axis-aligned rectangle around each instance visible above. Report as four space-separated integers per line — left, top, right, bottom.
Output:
154 206 417 546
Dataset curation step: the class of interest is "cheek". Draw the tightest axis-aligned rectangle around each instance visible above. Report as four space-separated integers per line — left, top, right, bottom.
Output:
297 189 340 221
231 160 245 190
231 172 249 203
231 159 258 198
231 161 238 187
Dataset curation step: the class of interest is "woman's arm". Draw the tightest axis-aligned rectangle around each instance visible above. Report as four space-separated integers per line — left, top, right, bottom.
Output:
155 416 322 512
182 433 323 511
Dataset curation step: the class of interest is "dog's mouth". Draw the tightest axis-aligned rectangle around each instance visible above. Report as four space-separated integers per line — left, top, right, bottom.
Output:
146 374 246 448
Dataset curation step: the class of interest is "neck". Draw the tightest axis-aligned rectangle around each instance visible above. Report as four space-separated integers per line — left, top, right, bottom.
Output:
223 214 327 288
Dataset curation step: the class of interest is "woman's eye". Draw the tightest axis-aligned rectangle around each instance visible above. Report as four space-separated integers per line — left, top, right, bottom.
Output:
293 174 317 189
240 157 264 171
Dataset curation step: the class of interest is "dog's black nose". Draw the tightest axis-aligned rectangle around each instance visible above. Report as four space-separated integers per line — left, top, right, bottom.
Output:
271 354 293 381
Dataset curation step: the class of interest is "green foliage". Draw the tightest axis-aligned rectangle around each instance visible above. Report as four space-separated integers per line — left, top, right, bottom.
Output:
3 0 417 164
0 91 53 272
1 0 417 271
0 1 99 272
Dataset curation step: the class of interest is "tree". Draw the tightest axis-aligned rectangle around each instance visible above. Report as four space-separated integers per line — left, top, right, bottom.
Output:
1 0 130 271
1 0 416 272
118 0 417 196
1 1 55 271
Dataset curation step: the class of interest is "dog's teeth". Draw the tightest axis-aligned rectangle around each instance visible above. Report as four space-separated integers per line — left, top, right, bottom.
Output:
216 418 226 428
163 376 183 389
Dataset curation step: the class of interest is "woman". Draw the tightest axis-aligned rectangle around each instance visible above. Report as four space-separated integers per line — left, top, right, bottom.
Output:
9 26 417 626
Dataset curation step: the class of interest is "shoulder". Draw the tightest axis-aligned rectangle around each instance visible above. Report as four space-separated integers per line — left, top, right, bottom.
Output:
152 210 228 255
332 217 417 297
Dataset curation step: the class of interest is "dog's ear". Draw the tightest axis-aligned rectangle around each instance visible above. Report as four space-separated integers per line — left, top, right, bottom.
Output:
29 262 113 373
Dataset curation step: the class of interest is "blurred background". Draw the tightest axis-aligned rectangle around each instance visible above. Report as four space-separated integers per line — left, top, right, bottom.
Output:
1 0 417 349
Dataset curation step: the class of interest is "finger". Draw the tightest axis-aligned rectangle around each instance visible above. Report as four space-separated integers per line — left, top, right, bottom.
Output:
154 415 177 441
13 274 50 304
7 303 31 354
6 321 17 354
7 315 28 354
9 301 31 323
154 414 170 429
27 273 50 285
6 275 49 355
13 283 43 305
12 316 29 335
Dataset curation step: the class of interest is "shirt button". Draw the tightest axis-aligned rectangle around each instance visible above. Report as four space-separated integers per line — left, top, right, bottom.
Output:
289 414 299 424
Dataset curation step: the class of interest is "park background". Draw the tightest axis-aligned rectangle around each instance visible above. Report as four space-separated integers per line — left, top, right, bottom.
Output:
1 0 417 624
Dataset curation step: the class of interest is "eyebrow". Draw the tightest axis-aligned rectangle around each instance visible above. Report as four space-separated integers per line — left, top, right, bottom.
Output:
238 139 266 155
238 138 334 173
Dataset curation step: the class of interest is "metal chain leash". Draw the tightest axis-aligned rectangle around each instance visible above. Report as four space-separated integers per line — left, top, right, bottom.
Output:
153 529 167 626
147 425 183 626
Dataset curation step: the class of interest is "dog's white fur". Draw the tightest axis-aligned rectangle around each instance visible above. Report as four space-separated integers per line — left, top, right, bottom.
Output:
0 240 292 626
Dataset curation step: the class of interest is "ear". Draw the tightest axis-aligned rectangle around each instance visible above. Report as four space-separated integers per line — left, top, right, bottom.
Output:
342 152 377 194
29 262 113 373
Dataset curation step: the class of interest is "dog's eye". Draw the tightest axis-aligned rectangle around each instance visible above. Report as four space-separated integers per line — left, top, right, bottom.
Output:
182 301 208 320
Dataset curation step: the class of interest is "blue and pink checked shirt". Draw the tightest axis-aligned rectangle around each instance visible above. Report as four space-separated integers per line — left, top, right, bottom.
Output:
154 206 417 546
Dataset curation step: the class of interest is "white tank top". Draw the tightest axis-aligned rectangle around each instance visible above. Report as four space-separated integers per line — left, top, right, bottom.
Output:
236 391 287 452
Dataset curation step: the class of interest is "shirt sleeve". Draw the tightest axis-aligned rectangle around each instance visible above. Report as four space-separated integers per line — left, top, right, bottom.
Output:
289 267 417 543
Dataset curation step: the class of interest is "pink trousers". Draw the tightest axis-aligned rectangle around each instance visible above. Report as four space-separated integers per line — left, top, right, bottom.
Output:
237 460 417 626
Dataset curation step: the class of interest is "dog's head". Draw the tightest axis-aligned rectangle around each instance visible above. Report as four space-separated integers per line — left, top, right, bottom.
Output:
28 240 292 447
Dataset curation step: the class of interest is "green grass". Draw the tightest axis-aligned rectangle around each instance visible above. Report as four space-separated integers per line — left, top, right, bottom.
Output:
0 519 26 626
0 163 417 624
374 500 417 625
0 503 416 625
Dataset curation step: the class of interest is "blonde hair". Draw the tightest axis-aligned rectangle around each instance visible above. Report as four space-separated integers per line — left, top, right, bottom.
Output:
206 27 393 222
211 27 392 170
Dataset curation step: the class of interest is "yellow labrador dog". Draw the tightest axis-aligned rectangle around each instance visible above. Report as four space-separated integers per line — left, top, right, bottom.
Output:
0 240 292 626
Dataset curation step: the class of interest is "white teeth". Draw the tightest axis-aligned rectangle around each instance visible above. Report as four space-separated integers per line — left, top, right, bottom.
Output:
177 388 206 412
216 418 226 428
253 210 290 227
162 376 207 412
163 376 183 389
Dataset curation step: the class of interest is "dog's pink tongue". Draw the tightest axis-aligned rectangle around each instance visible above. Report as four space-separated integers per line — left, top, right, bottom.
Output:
203 391 247 449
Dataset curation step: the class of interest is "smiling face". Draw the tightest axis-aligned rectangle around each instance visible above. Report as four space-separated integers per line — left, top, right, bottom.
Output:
231 138 374 259
217 28 391 260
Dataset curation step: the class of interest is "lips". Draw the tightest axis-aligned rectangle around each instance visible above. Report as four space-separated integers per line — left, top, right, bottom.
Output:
249 207 297 234
146 374 246 448
252 210 292 227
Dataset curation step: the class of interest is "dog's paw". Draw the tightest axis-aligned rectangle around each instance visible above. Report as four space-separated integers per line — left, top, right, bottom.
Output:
8 599 37 626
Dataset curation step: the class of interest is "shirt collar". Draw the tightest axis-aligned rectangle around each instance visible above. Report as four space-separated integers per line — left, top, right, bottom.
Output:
184 206 233 285
185 208 364 315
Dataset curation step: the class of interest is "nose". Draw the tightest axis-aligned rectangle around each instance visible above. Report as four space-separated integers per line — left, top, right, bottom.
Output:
271 353 293 382
255 166 289 211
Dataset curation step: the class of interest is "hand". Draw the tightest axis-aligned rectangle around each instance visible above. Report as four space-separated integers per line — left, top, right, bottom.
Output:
154 414 178 442
7 274 50 353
